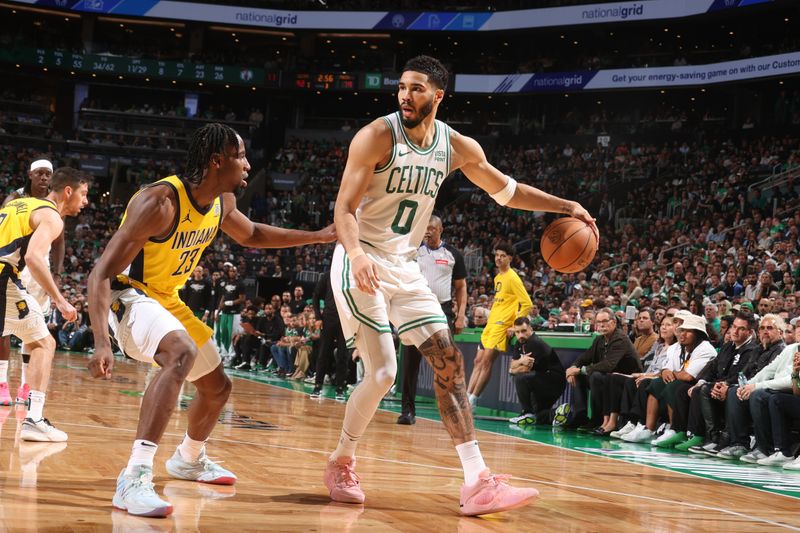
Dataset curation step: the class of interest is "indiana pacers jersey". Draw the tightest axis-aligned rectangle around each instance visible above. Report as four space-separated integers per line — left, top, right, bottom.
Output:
357 111 452 257
486 268 533 327
116 175 222 300
0 197 57 275
114 175 222 347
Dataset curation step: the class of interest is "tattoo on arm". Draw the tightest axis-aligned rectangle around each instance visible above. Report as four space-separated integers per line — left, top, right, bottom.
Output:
418 330 475 443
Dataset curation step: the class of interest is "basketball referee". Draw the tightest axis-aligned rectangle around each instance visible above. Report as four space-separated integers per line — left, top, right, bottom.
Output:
397 214 467 425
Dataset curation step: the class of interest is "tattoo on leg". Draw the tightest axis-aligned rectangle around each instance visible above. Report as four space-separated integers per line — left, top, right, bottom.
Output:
419 330 475 443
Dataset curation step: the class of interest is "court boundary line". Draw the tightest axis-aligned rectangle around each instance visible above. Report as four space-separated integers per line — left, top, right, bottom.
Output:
57 419 800 531
226 372 800 505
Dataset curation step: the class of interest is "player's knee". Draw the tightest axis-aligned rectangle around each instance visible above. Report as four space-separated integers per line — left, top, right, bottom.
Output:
374 365 396 391
219 374 233 399
41 334 56 352
160 343 197 379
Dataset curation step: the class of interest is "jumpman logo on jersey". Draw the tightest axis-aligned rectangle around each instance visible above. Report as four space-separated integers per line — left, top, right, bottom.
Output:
182 212 192 224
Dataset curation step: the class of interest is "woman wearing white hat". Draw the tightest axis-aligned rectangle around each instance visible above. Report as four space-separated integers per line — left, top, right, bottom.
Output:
623 313 716 444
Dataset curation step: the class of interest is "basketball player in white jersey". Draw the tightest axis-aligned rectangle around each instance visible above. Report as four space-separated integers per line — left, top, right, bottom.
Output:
324 55 597 515
0 159 65 407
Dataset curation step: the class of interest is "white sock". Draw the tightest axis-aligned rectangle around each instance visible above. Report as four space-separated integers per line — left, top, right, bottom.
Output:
468 394 478 407
178 433 206 462
456 440 487 485
126 440 158 475
27 390 45 421
0 360 7 383
330 330 397 461
20 362 27 385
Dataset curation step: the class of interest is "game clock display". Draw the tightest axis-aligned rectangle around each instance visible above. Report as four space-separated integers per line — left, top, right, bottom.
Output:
293 72 357 91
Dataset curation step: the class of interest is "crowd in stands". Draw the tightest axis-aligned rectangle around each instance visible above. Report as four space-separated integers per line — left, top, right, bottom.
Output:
3 104 800 467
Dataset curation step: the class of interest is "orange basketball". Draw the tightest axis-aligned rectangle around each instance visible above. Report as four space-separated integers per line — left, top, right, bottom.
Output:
540 217 598 273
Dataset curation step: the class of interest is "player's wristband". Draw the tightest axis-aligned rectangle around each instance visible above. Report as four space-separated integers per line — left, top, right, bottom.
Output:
349 247 366 260
224 300 234 306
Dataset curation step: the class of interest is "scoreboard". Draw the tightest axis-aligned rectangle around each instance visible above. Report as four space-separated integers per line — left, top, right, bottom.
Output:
293 72 357 91
0 46 271 86
0 47 379 92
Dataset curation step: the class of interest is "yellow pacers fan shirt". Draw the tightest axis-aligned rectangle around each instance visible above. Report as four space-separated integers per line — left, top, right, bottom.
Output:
116 175 222 301
486 268 533 327
0 197 58 275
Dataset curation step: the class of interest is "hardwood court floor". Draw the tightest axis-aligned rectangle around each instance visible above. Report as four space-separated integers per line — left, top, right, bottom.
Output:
0 351 798 532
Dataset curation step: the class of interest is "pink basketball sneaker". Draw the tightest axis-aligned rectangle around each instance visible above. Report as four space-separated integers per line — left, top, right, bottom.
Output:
16 383 30 406
323 457 365 504
0 383 12 406
459 470 539 516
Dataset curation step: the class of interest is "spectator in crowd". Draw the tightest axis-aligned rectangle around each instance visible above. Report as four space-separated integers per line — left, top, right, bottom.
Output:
633 308 657 362
311 271 350 400
718 317 796 462
675 310 761 452
508 317 566 425
762 350 800 469
231 305 261 370
179 266 214 327
611 313 680 439
271 314 300 377
290 285 306 315
564 307 641 431
623 314 716 444
256 302 285 370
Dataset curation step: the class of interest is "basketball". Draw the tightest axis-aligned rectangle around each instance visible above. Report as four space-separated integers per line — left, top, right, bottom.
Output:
540 217 599 274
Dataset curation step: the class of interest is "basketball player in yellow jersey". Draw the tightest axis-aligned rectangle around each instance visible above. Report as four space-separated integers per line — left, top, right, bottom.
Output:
325 55 595 515
467 243 532 408
87 123 335 518
0 167 88 442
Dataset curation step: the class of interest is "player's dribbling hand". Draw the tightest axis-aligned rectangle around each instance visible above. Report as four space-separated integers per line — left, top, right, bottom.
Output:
57 298 77 323
568 201 599 241
317 223 338 243
351 255 380 295
88 346 115 379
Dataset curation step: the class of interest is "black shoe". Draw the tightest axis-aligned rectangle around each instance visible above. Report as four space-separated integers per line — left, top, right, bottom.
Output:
310 386 322 399
591 427 611 436
397 413 416 425
234 361 251 371
335 388 346 401
577 423 599 433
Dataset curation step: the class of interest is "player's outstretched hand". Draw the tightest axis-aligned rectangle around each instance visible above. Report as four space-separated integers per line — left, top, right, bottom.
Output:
351 254 380 295
316 223 338 243
568 201 599 241
88 346 115 379
57 298 77 323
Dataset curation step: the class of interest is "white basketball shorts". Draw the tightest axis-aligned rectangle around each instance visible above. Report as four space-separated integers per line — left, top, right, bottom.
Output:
331 243 449 349
0 274 49 344
108 288 220 382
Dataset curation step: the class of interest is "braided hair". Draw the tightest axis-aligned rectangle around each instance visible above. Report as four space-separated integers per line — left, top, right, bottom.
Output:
183 123 239 185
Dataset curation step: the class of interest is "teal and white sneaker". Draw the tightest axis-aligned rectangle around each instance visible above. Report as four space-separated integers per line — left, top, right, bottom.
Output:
112 466 173 517
165 447 237 485
509 413 536 426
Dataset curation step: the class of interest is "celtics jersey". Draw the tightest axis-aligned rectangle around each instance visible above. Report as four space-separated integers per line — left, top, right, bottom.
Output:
116 175 222 300
0 197 57 274
357 112 452 257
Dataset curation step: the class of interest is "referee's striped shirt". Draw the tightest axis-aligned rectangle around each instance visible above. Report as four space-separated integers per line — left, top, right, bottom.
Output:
417 242 467 304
